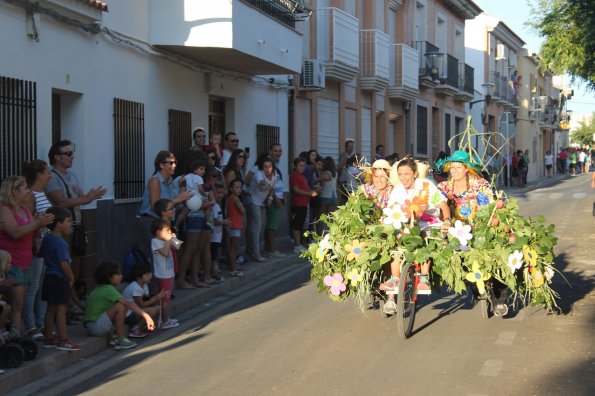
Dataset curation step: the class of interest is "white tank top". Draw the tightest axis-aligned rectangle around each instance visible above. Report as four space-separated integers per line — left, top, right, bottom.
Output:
321 173 337 199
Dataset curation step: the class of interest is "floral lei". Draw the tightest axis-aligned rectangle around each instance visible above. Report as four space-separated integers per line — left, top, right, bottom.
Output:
439 176 493 224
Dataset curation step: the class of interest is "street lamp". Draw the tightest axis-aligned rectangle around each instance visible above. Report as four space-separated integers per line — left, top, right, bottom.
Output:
469 83 496 109
424 52 444 81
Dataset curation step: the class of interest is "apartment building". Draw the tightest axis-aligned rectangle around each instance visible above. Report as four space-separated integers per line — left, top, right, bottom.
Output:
0 0 307 284
294 0 481 163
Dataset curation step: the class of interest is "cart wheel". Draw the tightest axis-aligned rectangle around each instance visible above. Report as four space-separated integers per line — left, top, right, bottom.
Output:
396 262 416 339
18 339 38 361
0 343 25 368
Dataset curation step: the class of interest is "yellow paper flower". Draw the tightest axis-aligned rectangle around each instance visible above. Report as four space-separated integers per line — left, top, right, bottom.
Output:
345 240 365 261
523 245 538 267
465 261 491 295
315 247 327 262
530 267 545 287
346 269 363 286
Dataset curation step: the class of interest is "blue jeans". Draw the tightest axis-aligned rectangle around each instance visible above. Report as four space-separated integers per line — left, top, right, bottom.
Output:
23 256 47 331
250 203 266 256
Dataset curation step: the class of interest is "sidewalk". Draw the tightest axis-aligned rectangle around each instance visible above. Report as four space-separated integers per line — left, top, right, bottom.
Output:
501 172 573 197
0 237 305 394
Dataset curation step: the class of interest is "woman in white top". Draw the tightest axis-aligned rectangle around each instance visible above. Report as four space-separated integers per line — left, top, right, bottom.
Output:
22 159 53 340
249 155 277 262
544 150 554 177
318 156 337 234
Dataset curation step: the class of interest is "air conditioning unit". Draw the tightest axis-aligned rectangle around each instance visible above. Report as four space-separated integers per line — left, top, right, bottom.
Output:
495 44 506 60
300 59 325 90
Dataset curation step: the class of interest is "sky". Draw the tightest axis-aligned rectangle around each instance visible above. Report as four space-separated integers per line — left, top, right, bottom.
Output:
474 0 594 125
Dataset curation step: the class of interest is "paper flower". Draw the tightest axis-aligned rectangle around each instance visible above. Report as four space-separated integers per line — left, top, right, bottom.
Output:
544 266 555 281
315 247 327 262
459 203 471 217
346 269 363 286
382 204 406 229
507 250 523 272
465 261 491 295
323 273 347 296
448 220 473 246
476 193 490 206
529 267 545 287
403 196 427 218
319 234 331 250
523 245 538 267
345 240 365 261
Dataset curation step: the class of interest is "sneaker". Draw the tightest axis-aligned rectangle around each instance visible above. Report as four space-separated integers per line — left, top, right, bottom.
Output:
269 251 287 258
494 303 509 317
113 337 137 350
169 318 179 324
25 328 45 342
160 320 180 330
43 338 58 349
236 255 245 265
128 328 149 338
253 254 266 262
293 246 306 254
416 276 431 295
379 276 399 291
383 299 397 315
56 338 81 351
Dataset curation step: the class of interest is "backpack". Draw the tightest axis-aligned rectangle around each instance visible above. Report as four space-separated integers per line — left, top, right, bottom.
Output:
123 243 151 283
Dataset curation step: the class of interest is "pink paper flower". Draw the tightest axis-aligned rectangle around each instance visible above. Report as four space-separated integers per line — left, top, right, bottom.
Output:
323 273 347 296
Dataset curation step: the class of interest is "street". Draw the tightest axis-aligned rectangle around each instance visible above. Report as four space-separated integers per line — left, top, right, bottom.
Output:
18 175 595 396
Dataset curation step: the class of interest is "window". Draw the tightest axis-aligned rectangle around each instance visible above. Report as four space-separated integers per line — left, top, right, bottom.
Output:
113 98 144 200
256 124 280 158
445 113 451 151
168 109 192 176
416 105 428 155
0 76 37 181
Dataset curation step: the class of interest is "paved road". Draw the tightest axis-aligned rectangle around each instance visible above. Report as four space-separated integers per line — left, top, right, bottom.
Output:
17 175 595 396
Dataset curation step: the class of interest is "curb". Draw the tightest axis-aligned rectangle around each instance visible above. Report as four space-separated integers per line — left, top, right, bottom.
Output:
0 251 308 394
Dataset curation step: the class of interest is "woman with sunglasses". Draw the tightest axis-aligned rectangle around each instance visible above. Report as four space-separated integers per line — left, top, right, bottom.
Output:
138 151 193 255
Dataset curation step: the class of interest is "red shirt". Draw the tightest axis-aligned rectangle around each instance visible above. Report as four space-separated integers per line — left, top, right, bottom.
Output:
226 196 243 230
290 171 309 207
0 205 34 269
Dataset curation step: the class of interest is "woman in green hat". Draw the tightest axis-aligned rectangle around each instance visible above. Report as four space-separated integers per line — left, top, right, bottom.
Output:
436 150 494 225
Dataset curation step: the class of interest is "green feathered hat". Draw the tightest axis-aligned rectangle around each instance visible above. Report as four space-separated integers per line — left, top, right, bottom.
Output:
436 150 483 178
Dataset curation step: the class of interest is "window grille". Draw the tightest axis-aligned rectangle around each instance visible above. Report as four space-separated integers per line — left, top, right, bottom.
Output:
0 76 36 181
113 98 144 199
256 124 280 158
168 109 192 175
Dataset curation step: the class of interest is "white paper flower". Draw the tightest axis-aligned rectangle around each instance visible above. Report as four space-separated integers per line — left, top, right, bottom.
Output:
448 220 473 246
507 250 523 272
383 204 406 229
319 234 331 250
544 266 555 280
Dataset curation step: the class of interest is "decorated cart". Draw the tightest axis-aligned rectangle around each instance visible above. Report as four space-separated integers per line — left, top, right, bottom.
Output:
303 120 560 339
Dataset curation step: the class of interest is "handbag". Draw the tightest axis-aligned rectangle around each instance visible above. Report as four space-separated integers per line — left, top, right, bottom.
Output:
51 170 88 256
263 190 273 207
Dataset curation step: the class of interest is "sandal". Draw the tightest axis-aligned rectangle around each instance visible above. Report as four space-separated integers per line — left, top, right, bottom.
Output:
229 271 244 277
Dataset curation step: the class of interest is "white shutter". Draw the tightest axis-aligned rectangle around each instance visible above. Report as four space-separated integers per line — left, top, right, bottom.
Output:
361 108 372 163
317 98 339 162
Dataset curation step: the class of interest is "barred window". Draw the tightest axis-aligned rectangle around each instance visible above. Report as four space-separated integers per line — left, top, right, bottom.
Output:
113 98 144 199
256 124 280 158
168 109 192 176
0 76 37 181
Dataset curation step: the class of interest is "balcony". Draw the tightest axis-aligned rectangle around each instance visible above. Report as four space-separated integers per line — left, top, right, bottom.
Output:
360 30 390 91
149 0 303 75
496 75 509 105
490 71 501 98
434 54 459 97
411 41 440 89
317 7 360 82
388 43 419 101
454 63 474 102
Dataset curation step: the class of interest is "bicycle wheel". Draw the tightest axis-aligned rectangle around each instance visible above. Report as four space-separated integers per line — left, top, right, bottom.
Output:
396 262 416 339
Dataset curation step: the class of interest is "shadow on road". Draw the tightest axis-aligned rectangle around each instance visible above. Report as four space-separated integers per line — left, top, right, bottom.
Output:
550 252 594 316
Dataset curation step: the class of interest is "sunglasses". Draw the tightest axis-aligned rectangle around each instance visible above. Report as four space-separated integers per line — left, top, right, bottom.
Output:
161 161 176 165
60 151 75 157
230 139 239 143
165 207 175 211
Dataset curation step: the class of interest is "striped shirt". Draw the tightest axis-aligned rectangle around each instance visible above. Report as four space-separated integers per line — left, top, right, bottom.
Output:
33 191 52 214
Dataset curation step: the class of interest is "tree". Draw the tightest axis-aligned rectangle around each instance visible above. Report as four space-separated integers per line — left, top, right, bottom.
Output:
570 112 595 146
529 0 595 91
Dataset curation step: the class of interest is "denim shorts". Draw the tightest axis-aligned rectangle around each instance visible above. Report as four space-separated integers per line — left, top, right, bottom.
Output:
320 197 337 206
227 228 241 238
185 213 207 232
7 266 30 286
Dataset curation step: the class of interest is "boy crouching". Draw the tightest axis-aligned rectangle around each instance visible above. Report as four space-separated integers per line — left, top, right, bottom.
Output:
83 261 155 349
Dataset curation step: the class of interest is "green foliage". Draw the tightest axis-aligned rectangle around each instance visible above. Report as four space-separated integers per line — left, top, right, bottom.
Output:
570 112 595 145
304 189 560 313
529 0 595 90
